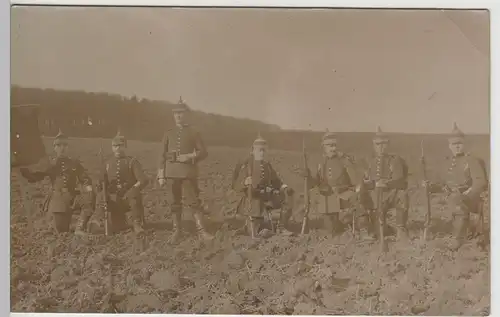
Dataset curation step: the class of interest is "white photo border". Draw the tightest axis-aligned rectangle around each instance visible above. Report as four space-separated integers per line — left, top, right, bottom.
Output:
4 1 498 317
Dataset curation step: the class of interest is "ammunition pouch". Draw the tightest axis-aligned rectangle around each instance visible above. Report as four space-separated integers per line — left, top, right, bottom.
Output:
444 184 469 195
319 183 333 196
166 151 179 163
318 183 350 197
253 186 282 203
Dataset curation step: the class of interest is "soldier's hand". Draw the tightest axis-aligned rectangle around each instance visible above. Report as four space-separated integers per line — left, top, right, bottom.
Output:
375 179 388 188
244 177 252 186
158 178 166 187
355 185 362 193
421 180 430 188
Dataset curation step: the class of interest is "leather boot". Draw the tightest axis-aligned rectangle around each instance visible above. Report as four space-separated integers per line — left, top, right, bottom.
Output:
74 214 91 236
193 211 214 241
395 208 409 242
277 209 293 236
132 219 145 235
248 217 262 239
169 212 182 244
450 213 469 251
325 213 343 236
357 214 377 241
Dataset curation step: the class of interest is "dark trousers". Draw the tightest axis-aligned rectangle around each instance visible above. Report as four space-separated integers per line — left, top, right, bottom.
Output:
48 191 95 233
167 178 202 213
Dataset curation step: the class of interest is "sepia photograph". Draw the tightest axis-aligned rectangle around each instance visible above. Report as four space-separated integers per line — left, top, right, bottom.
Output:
10 5 490 315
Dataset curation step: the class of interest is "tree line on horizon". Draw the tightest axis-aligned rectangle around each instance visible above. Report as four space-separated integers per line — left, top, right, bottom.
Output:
10 86 489 154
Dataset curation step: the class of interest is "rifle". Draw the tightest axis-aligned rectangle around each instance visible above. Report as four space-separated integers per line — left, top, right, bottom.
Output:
99 142 111 236
300 137 311 235
420 140 432 241
246 155 255 236
375 159 388 253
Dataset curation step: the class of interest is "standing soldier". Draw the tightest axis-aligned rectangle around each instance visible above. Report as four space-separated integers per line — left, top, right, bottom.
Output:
19 129 95 235
422 123 488 250
232 133 295 238
97 130 149 235
300 131 360 236
157 97 214 243
356 126 410 242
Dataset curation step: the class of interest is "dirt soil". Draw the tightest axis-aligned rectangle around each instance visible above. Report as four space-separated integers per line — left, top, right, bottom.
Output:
10 138 490 314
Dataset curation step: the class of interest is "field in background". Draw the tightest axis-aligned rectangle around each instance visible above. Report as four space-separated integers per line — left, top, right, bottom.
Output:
10 136 490 314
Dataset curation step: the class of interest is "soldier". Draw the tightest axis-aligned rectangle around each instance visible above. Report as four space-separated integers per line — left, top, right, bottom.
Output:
19 129 95 235
356 126 410 242
232 133 295 238
97 130 149 235
157 97 214 243
422 123 488 250
300 131 360 236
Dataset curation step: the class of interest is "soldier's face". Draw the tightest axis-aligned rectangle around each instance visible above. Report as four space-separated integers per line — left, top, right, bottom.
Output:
53 143 68 157
449 140 464 156
174 111 186 125
373 140 388 155
252 145 267 161
112 144 125 156
322 141 337 157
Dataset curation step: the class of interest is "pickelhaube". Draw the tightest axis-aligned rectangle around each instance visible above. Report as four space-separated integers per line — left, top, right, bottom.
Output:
53 128 68 146
112 128 127 147
373 125 389 142
448 122 465 142
253 132 267 146
322 129 337 144
172 96 191 113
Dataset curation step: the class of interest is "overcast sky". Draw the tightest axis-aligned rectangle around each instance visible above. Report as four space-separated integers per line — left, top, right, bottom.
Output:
11 7 489 134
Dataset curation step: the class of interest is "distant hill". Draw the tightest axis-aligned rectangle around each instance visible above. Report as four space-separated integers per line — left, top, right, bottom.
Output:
10 86 281 145
11 86 489 157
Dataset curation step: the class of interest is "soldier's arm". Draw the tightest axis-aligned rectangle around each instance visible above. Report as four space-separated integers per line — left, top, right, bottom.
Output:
192 130 208 163
74 160 93 193
464 156 488 198
269 163 287 191
157 131 169 180
232 159 248 192
342 154 359 188
353 158 373 191
301 166 317 190
130 158 150 192
386 156 407 189
21 159 54 183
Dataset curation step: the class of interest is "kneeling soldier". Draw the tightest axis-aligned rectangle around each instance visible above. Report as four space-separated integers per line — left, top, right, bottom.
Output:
20 129 95 235
300 131 359 236
423 123 488 250
97 130 149 235
356 126 410 242
232 134 295 238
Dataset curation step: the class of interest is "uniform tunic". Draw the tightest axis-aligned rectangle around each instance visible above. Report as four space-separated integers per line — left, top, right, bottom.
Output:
428 153 488 216
308 152 358 214
157 124 208 179
157 124 208 213
232 157 291 218
360 153 409 214
100 154 149 217
21 156 94 215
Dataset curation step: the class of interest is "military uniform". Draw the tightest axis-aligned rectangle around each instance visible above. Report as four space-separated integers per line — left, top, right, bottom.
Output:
157 98 213 242
303 132 359 235
20 130 95 234
232 135 294 238
98 131 149 234
426 123 488 250
358 127 410 241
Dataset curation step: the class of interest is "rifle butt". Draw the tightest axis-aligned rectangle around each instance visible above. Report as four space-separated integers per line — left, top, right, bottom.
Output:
376 188 388 253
